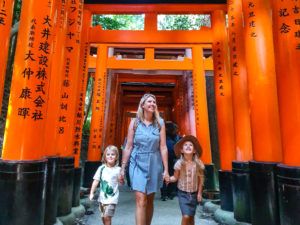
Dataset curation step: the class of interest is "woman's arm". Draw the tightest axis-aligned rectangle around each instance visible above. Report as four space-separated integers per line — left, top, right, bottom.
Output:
159 122 169 182
170 169 180 183
120 119 135 180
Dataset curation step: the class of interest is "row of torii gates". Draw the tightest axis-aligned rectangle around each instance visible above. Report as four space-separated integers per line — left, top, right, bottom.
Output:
0 0 299 225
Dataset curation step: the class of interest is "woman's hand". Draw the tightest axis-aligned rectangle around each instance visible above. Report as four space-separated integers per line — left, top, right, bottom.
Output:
119 167 125 184
163 170 170 184
119 170 125 185
197 193 202 203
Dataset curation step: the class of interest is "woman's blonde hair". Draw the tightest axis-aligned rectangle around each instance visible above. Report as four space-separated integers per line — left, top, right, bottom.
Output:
102 145 119 166
136 93 161 128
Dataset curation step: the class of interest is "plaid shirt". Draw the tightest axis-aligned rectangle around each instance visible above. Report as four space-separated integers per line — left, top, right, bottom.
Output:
174 158 204 193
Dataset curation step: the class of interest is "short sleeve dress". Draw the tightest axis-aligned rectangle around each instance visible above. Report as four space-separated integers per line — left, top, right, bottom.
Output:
129 118 164 194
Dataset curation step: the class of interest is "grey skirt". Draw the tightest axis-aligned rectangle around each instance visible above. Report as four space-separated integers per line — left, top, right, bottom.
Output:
177 189 198 216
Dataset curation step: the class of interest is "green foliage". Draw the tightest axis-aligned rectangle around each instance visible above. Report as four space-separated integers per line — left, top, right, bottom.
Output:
92 14 211 31
82 119 91 136
158 14 211 30
13 0 22 24
92 14 144 30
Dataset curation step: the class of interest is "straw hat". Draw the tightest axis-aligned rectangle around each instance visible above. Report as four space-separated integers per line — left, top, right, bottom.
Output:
174 135 202 158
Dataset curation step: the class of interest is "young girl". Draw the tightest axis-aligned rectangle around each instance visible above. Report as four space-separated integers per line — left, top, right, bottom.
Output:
169 135 205 225
89 145 123 225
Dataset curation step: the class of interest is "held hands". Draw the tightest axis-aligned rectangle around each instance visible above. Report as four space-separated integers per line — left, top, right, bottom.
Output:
163 170 170 184
118 171 125 185
119 165 126 185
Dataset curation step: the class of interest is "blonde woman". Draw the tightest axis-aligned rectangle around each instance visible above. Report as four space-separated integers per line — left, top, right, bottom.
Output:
120 93 169 225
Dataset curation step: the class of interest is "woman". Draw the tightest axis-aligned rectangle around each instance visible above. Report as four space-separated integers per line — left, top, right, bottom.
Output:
120 93 169 225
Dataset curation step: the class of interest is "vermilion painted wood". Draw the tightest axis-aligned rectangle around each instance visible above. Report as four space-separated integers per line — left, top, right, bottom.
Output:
273 0 300 166
212 10 236 170
242 0 282 162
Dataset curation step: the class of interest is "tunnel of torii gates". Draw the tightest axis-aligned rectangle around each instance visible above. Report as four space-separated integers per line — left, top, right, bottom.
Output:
0 0 299 225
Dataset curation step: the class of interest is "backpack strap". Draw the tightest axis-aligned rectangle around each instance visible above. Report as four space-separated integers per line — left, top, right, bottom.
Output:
99 165 105 182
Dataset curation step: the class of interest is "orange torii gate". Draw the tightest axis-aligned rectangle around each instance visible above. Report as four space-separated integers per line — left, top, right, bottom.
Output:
0 1 299 225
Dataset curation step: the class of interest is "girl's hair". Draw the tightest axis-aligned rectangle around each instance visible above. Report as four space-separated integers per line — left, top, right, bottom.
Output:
102 145 119 166
179 154 205 171
136 93 161 128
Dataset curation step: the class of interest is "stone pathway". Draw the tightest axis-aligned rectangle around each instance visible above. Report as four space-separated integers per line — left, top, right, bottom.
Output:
79 186 219 225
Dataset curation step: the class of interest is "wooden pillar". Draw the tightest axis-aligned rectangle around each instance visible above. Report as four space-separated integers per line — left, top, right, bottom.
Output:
0 0 14 113
0 1 55 225
87 44 108 162
187 72 195 136
273 1 300 224
228 0 253 161
212 10 236 212
2 0 56 160
192 46 212 164
212 10 236 171
228 1 253 221
83 46 107 187
56 0 83 157
242 0 282 162
272 0 300 167
72 9 91 167
44 0 68 157
242 1 282 224
103 72 118 147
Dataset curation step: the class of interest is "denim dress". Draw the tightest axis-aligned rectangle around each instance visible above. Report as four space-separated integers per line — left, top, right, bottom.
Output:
129 119 164 194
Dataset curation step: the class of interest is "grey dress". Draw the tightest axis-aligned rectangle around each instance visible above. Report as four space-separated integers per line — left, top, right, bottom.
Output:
129 118 164 194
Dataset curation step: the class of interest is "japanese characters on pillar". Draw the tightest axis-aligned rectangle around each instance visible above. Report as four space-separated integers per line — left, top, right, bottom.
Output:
213 42 226 97
87 45 108 162
56 0 83 157
242 0 282 162
44 0 68 156
2 0 55 160
177 75 186 134
273 0 300 166
187 73 195 135
212 10 236 170
228 0 252 161
72 9 91 167
192 46 212 164
0 0 14 114
103 73 117 147
246 1 258 38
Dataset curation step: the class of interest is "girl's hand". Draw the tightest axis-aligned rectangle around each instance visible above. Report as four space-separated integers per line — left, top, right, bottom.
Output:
118 173 125 185
119 168 125 184
89 193 94 201
163 170 170 184
197 193 202 203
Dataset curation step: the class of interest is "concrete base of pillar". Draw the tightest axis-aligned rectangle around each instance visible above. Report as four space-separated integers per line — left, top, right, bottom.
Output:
204 163 218 190
0 159 47 225
232 161 251 223
219 170 233 211
57 157 75 217
203 202 251 225
53 218 63 225
45 157 60 225
277 164 300 225
57 205 85 225
72 167 82 207
249 160 279 225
